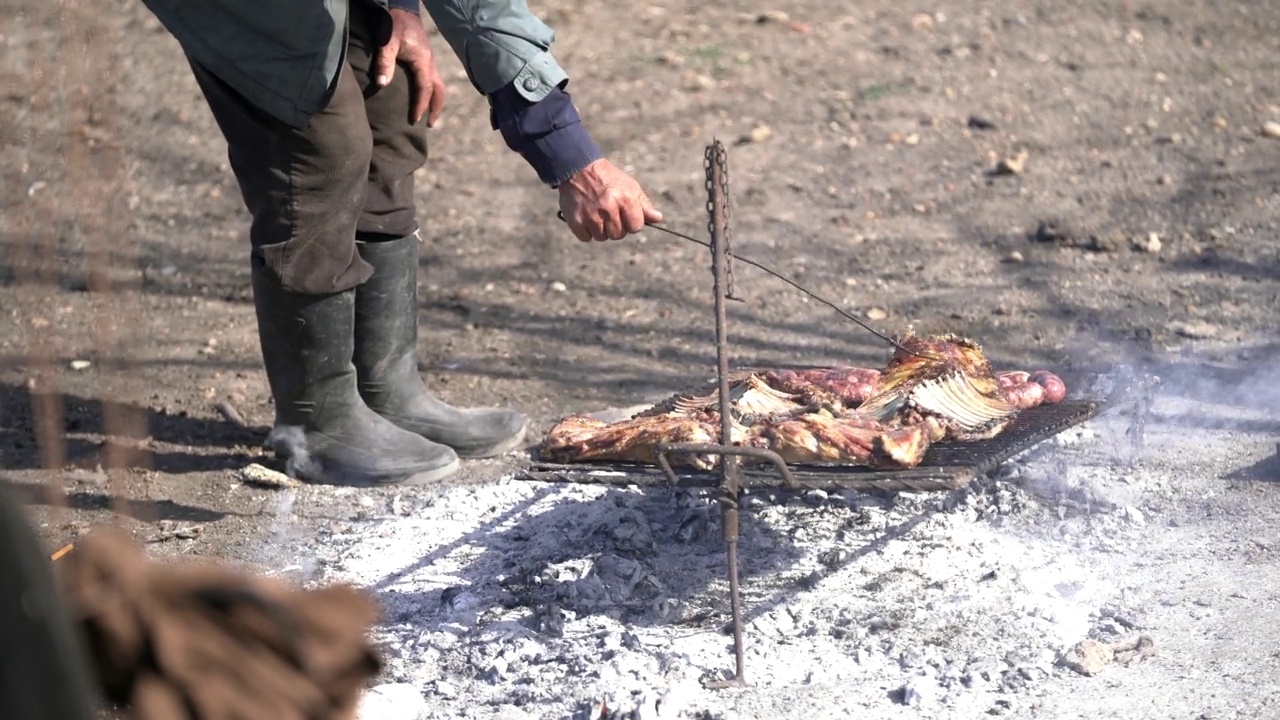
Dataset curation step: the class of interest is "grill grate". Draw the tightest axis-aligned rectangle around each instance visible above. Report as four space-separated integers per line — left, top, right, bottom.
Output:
520 399 1103 493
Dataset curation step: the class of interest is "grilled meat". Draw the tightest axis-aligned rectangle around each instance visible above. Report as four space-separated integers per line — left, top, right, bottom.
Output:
759 412 931 468
634 373 824 423
852 333 1019 441
758 366 881 408
997 370 1068 409
541 413 733 470
538 333 1070 470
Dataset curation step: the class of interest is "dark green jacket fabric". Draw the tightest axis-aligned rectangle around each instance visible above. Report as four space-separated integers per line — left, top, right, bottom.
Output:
139 0 571 129
0 483 99 720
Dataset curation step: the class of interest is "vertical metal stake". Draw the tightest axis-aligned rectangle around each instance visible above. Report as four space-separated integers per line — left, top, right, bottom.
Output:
704 139 747 687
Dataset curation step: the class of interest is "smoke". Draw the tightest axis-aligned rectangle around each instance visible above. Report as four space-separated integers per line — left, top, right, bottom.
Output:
1047 319 1279 468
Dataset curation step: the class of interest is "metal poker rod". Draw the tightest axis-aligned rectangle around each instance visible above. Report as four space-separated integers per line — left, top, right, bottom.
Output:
554 211 936 361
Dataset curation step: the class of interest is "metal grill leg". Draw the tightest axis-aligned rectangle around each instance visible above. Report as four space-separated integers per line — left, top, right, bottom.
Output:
707 139 747 688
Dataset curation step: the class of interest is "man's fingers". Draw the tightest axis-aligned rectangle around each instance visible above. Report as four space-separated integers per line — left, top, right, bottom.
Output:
374 38 400 87
619 199 645 235
427 75 447 127
603 212 626 241
639 192 664 224
570 218 593 242
408 58 431 124
562 206 593 242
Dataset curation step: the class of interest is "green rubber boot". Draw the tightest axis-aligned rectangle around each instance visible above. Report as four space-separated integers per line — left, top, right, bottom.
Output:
251 260 460 486
353 234 529 458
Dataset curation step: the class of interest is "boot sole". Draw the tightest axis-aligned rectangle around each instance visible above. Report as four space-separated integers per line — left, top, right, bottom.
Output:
454 421 529 460
393 456 462 485
268 426 462 487
289 456 461 488
374 414 531 460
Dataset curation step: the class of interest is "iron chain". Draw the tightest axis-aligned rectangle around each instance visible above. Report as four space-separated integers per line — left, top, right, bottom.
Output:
704 143 737 299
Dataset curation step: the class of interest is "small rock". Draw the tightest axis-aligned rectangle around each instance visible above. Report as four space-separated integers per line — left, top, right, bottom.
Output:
904 133 920 146
689 73 716 91
1033 218 1075 243
1112 635 1156 665
1086 232 1122 253
967 115 997 130
1156 173 1172 185
866 307 889 321
1061 639 1114 676
68 359 92 371
1121 505 1146 526
963 657 1006 686
993 150 1029 175
1004 251 1024 263
1134 232 1162 253
1261 121 1280 139
1212 116 1228 130
803 488 828 505
898 677 937 706
755 10 790 23
1169 320 1219 339
548 281 568 293
355 683 428 720
910 12 935 30
433 680 457 698
741 125 774 144
237 463 302 489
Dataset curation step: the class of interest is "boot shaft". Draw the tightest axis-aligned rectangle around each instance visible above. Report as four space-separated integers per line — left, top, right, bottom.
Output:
352 235 423 397
251 265 360 427
349 235 529 459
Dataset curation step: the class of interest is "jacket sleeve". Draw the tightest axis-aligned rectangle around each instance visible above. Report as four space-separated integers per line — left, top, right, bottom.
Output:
421 0 568 102
413 0 603 186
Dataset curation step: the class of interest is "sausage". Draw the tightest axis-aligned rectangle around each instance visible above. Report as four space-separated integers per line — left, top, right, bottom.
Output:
1002 381 1045 410
997 371 1030 389
1029 370 1067 404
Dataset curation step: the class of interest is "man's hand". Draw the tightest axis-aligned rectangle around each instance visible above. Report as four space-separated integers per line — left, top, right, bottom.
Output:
559 159 663 242
374 8 447 127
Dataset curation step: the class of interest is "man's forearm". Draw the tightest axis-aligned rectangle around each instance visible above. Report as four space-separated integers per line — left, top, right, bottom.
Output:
396 0 603 185
488 83 603 187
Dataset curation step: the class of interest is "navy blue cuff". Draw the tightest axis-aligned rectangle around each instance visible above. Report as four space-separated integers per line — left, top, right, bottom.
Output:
489 82 604 187
387 0 420 12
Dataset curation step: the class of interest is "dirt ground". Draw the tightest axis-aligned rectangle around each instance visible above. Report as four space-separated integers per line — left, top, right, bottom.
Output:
1 0 1277 718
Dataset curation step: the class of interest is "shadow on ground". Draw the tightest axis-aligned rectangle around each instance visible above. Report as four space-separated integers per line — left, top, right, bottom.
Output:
0 381 264 475
0 478 240 524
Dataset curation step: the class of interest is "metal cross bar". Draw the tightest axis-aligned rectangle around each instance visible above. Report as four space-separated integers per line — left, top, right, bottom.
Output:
652 443 800 490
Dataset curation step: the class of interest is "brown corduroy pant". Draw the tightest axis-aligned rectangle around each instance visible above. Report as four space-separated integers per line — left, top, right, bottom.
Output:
189 2 429 295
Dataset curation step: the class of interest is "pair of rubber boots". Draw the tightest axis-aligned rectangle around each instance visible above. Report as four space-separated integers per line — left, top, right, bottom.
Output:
250 234 526 486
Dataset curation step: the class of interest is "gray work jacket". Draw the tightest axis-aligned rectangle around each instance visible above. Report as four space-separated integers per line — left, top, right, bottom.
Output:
139 0 570 128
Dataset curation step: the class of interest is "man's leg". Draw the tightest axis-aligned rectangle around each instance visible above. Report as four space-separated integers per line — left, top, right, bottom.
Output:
187 57 460 486
341 4 529 459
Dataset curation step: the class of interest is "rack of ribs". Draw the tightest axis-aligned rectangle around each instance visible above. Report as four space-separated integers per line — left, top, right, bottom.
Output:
540 332 1067 471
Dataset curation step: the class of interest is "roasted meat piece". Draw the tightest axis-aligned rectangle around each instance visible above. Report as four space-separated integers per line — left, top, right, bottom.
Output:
759 366 882 408
854 333 1019 441
756 412 932 468
541 413 744 470
635 373 821 422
